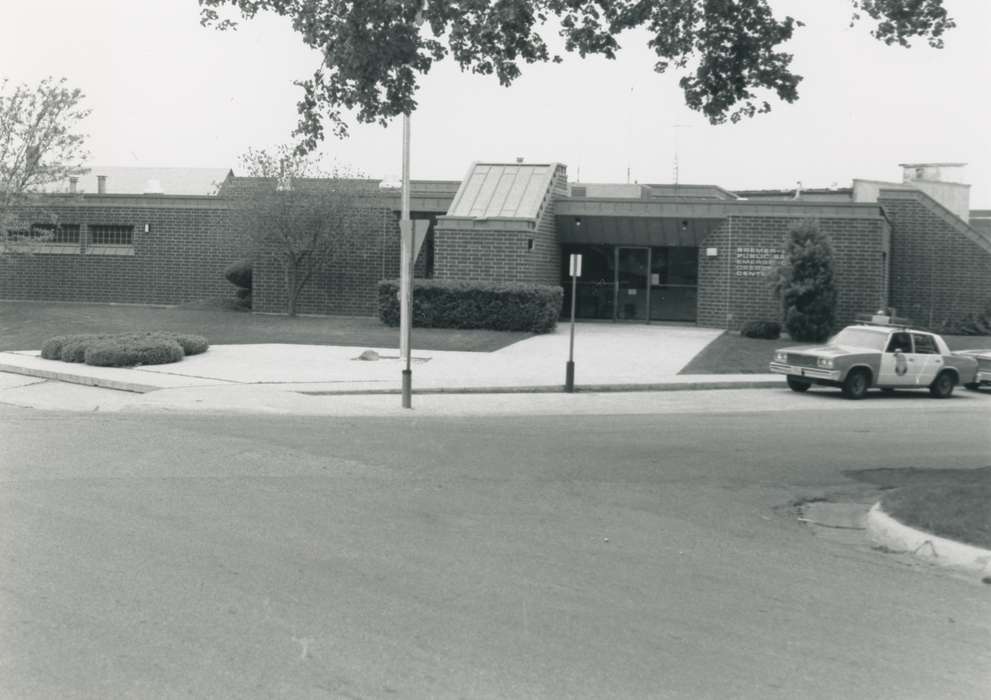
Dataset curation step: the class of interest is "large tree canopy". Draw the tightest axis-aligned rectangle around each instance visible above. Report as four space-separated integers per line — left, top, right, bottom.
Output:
199 0 954 152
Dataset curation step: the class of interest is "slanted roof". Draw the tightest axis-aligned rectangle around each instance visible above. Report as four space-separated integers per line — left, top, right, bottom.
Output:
447 162 564 220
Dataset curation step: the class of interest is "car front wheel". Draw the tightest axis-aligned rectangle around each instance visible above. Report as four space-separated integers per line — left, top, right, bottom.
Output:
929 371 956 398
841 369 869 399
787 376 812 392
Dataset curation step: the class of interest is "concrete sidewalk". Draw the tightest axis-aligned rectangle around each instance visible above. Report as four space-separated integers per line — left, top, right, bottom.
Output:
0 323 784 413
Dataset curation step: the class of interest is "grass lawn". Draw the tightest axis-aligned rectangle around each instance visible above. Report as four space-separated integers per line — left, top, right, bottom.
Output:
680 330 991 375
848 467 991 550
0 299 532 353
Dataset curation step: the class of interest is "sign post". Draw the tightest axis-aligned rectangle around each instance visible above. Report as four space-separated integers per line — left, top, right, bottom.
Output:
565 253 582 392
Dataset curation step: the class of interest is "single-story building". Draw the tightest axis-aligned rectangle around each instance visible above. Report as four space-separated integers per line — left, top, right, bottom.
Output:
2 161 989 331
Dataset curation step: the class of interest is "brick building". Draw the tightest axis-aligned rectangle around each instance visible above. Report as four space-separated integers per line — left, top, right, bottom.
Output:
2 161 989 331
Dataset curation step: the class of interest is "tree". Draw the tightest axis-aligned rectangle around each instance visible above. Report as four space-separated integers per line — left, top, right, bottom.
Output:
199 0 954 152
231 146 369 316
0 77 90 256
772 219 838 343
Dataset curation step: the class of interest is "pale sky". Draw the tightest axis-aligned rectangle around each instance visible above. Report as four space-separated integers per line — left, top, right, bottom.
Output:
3 0 989 206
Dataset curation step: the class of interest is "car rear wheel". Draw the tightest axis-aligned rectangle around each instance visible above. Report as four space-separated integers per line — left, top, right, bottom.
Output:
841 369 869 399
786 376 812 392
929 371 956 398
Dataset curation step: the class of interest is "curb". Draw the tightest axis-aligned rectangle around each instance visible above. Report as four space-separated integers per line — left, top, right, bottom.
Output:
0 362 155 394
0 361 784 397
298 380 785 396
866 502 991 577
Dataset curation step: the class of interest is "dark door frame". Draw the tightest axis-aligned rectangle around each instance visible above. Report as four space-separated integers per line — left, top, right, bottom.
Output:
614 246 651 322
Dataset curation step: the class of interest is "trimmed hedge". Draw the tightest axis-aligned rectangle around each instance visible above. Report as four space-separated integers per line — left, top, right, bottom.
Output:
40 332 209 367
85 337 184 367
378 279 563 333
740 320 782 339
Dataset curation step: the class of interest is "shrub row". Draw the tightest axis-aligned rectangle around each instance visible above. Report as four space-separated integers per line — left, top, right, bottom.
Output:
740 320 782 339
939 301 991 336
41 332 209 367
378 280 563 334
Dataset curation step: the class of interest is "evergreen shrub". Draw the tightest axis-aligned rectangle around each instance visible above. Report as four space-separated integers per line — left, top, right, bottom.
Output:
85 337 184 367
740 320 782 339
772 220 837 343
224 259 253 290
40 332 209 366
378 279 563 333
940 301 991 336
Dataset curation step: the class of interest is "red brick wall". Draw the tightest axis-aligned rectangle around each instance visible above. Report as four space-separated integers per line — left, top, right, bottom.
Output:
0 200 241 305
697 215 888 330
433 199 562 286
880 191 991 328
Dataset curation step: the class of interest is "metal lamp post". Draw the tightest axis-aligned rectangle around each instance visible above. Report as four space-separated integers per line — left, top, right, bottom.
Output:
399 113 413 408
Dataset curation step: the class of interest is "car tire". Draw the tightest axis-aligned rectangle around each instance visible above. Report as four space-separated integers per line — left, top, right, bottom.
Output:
841 369 869 400
929 371 956 398
787 376 812 392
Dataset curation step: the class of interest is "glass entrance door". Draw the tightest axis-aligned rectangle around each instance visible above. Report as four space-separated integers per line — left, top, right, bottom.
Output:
649 247 698 321
617 247 649 321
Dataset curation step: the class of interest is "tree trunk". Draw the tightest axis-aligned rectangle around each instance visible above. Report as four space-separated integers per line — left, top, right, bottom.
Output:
285 266 297 317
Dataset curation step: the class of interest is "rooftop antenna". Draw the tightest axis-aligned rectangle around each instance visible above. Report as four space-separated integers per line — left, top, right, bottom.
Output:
626 85 634 184
672 124 691 186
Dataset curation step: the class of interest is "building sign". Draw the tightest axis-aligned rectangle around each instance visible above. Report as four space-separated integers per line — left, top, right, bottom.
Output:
735 246 785 278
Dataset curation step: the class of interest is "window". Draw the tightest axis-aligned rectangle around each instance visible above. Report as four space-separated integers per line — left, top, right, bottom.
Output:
911 333 938 354
89 225 133 246
886 332 912 353
30 223 80 244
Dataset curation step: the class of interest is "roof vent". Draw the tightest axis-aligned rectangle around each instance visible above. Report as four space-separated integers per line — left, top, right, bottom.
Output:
516 157 524 164
143 179 164 195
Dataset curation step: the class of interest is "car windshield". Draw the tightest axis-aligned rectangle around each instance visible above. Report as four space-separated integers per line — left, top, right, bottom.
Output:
830 328 886 351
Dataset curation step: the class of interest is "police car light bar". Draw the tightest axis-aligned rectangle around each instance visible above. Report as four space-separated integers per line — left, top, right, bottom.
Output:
854 312 913 328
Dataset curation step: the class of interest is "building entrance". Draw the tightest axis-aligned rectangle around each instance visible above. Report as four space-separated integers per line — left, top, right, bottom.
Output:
561 245 698 322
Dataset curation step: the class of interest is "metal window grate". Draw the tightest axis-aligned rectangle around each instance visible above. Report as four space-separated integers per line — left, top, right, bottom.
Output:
30 223 81 244
89 225 133 246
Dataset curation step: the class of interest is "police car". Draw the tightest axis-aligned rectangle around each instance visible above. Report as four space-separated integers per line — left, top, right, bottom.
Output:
769 314 979 399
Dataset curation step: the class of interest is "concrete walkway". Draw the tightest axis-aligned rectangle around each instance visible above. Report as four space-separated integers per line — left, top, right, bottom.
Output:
0 323 784 413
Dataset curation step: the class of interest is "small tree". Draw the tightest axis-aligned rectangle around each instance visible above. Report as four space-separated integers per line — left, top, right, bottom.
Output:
772 220 838 343
0 77 90 257
232 146 367 316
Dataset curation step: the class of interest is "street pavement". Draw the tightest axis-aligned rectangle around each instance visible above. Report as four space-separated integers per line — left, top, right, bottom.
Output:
1 402 988 698
2 325 990 697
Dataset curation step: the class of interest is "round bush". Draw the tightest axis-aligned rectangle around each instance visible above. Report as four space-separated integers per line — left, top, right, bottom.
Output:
84 337 185 367
41 335 71 360
224 259 253 290
59 334 111 363
170 333 209 356
40 331 209 365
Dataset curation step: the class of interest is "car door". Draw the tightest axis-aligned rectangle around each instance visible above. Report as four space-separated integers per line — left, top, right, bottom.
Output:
878 331 916 386
910 332 942 386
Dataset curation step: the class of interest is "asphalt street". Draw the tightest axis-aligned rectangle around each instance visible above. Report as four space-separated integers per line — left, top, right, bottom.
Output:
1 395 989 698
